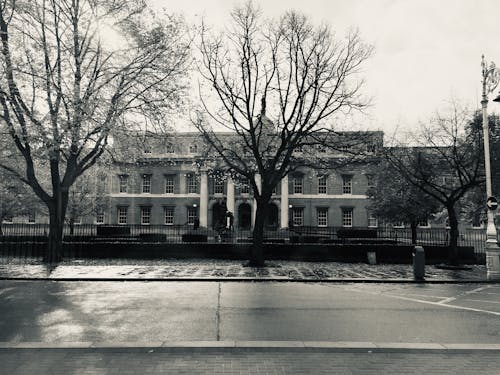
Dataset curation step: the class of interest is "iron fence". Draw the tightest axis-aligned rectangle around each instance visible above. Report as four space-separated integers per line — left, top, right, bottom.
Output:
0 223 490 254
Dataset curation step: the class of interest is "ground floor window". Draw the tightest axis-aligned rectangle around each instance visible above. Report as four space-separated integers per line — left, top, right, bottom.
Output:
118 206 128 224
292 207 304 226
187 206 198 225
317 207 328 227
96 212 105 224
342 208 353 227
164 207 174 225
28 212 36 223
141 206 151 225
368 213 378 228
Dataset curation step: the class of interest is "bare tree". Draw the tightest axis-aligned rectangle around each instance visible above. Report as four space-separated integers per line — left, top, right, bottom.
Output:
385 102 484 264
194 2 373 266
0 0 190 262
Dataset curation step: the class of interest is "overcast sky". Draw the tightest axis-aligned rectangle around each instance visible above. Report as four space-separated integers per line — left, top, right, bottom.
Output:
151 0 500 135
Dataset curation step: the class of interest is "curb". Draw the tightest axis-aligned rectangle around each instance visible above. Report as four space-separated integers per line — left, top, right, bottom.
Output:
0 341 499 353
0 276 496 283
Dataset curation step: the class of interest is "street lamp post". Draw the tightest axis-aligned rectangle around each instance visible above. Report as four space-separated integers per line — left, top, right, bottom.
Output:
481 55 500 280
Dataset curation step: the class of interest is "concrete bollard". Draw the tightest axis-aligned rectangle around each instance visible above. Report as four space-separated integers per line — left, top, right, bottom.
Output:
413 245 425 280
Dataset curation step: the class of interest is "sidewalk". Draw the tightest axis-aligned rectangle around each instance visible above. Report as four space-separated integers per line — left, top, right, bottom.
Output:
1 345 499 375
0 258 489 282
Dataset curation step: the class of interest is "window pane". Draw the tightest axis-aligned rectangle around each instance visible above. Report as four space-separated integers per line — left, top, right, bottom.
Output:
96 212 104 224
342 208 353 227
142 175 151 193
187 207 198 225
214 178 224 194
164 207 174 225
293 177 303 194
187 174 197 193
165 175 174 194
292 207 303 226
118 207 128 224
342 175 352 194
317 208 328 227
141 207 151 225
119 175 128 193
318 176 327 194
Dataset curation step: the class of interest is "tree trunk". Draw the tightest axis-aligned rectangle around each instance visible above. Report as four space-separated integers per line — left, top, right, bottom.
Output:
249 198 268 267
410 221 417 245
446 204 459 265
44 190 69 264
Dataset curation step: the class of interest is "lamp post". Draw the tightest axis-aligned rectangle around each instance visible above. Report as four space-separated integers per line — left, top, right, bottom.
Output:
481 55 500 280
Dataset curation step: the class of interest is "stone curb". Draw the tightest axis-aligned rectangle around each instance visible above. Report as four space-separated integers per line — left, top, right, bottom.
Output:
0 276 496 283
0 341 499 352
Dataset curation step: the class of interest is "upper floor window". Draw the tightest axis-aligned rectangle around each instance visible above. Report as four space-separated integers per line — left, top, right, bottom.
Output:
142 174 151 193
186 174 197 194
293 176 303 194
117 206 128 225
118 175 128 193
317 207 328 227
189 144 198 153
165 175 175 194
342 208 353 227
214 178 224 194
318 175 327 194
295 145 303 153
342 175 352 194
366 174 375 189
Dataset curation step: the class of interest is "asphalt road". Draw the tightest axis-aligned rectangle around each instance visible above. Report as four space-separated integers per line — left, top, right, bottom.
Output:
0 281 499 343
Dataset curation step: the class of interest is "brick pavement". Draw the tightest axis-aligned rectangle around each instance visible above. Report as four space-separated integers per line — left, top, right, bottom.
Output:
0 259 488 281
0 348 499 375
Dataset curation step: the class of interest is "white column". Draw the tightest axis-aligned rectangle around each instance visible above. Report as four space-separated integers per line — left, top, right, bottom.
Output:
280 175 289 228
227 177 235 214
251 173 261 228
199 171 208 228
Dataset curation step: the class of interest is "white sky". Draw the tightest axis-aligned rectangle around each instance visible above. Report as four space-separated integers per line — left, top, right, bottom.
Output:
150 0 500 136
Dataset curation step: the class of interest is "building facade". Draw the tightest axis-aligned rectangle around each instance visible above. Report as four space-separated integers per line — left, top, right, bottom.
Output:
105 132 382 229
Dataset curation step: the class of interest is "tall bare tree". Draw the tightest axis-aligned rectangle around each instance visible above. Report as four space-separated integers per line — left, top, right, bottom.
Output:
0 0 190 262
195 2 373 266
385 102 484 264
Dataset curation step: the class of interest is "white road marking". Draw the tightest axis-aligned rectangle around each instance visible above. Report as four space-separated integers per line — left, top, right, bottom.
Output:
342 286 500 317
463 299 500 305
436 286 492 304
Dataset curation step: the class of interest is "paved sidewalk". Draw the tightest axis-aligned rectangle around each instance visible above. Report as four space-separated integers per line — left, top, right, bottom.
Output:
0 259 488 281
1 347 499 375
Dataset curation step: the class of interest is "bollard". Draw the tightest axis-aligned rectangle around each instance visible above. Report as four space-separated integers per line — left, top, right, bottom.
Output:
413 245 425 280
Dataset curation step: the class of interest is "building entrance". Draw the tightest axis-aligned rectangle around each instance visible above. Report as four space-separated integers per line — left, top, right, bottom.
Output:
238 203 251 229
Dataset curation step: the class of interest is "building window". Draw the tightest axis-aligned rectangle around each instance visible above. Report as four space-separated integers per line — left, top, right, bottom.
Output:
342 175 352 194
214 178 224 194
96 211 105 224
318 175 327 194
393 221 405 228
166 144 174 153
187 206 198 225
368 213 378 228
119 175 128 193
117 206 128 225
295 145 303 153
165 175 175 194
142 174 151 193
293 176 303 194
141 206 151 225
189 144 198 153
28 212 36 223
240 179 250 194
164 207 174 225
186 174 197 194
342 208 353 227
292 207 304 226
317 207 328 227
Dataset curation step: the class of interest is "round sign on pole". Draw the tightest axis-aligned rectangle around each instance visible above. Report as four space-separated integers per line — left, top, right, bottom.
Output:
486 196 498 210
